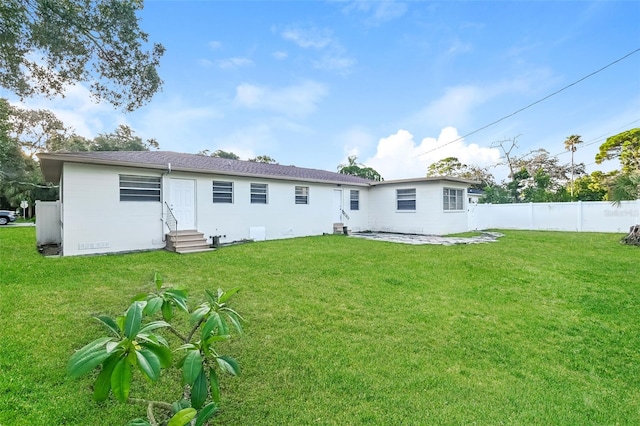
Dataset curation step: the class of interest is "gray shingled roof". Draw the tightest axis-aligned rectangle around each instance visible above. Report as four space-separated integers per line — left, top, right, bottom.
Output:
38 151 375 185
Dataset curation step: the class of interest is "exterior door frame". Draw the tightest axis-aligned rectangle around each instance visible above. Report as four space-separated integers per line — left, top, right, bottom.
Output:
169 178 196 230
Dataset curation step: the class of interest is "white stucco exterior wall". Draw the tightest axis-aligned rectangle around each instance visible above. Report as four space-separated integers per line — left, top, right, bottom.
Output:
367 181 469 235
183 173 369 244
341 187 369 233
59 163 371 255
61 163 165 256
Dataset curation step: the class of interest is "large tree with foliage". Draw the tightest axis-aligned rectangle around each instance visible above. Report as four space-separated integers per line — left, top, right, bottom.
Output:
337 156 383 181
49 124 157 152
198 149 240 160
479 185 512 204
7 102 70 157
427 157 466 177
0 99 59 209
426 156 495 188
1 101 158 209
248 155 277 164
0 99 27 205
512 149 583 193
595 128 640 174
572 171 611 201
0 0 164 111
521 169 571 203
92 124 158 151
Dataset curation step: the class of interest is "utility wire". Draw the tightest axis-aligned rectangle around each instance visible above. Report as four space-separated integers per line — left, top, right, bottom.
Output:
415 47 640 158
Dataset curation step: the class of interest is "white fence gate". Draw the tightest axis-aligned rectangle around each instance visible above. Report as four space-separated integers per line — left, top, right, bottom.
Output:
36 200 61 245
468 200 640 233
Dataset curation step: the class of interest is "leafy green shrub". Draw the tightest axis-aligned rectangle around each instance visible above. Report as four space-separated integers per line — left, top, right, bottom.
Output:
67 273 243 426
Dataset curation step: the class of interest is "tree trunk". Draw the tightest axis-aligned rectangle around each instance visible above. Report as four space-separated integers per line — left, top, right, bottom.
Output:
621 225 640 246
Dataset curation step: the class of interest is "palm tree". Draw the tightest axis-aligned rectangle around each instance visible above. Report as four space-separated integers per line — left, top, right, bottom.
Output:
611 172 640 205
611 172 640 245
564 135 583 198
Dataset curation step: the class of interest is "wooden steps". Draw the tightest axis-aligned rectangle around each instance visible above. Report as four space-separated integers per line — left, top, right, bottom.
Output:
165 230 214 254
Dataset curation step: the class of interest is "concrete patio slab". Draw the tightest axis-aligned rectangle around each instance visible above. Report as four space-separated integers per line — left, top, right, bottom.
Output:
350 231 504 246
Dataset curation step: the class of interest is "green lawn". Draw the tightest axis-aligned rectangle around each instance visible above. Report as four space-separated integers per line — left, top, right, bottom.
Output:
1 227 639 425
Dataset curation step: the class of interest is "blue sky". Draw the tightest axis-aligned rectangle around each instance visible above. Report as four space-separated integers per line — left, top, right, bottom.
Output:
10 0 640 181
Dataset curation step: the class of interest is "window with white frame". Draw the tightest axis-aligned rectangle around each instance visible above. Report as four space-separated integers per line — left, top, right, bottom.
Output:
295 186 309 204
250 183 268 204
350 190 359 210
119 175 161 202
212 181 233 203
443 188 464 211
396 188 416 211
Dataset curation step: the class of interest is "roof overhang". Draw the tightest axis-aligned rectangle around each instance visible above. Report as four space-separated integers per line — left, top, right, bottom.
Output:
370 176 480 186
37 152 373 187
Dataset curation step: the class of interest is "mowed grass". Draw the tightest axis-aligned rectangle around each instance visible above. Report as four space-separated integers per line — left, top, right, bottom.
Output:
1 227 639 425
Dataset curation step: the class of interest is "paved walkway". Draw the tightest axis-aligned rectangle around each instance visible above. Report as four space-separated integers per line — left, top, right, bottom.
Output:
350 231 504 246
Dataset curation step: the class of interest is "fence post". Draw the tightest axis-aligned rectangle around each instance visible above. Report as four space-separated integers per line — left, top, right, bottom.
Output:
529 202 534 230
576 201 582 232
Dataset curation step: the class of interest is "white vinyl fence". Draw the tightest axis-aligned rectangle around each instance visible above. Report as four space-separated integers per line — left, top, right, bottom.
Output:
468 200 640 233
36 200 61 245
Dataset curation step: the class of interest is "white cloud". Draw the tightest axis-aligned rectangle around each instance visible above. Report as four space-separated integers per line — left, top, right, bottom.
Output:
408 71 553 130
215 57 254 70
279 25 356 73
368 0 407 24
365 127 501 180
339 126 376 158
272 51 288 60
210 124 273 157
198 58 214 67
313 54 356 73
135 97 223 152
414 85 489 128
342 0 407 25
234 80 328 118
281 27 334 49
447 39 473 56
208 41 222 50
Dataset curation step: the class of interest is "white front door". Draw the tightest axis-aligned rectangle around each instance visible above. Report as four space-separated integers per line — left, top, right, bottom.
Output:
170 179 196 230
333 189 343 223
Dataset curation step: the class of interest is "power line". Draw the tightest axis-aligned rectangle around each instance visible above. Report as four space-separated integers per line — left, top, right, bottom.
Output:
415 47 640 158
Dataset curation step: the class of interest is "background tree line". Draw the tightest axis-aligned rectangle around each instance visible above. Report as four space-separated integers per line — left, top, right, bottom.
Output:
0 99 159 213
426 130 640 204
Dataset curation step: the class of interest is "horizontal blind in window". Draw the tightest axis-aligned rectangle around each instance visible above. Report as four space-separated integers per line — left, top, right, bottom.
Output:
213 181 233 203
251 183 268 204
350 190 359 210
119 175 161 202
295 186 309 204
396 188 416 210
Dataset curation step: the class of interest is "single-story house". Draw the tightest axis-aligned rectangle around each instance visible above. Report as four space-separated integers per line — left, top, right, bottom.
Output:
467 188 485 205
37 151 476 256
